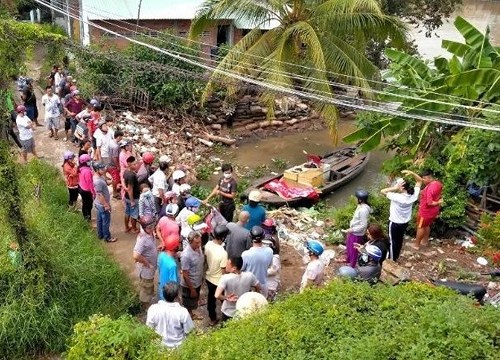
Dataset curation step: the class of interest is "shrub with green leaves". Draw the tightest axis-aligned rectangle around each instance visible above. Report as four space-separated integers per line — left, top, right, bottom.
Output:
0 160 138 359
170 281 500 360
478 213 500 251
330 192 390 232
65 314 165 360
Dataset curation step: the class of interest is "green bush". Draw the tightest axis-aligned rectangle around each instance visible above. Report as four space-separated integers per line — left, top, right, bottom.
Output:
478 213 500 251
330 193 390 231
65 314 166 360
170 281 500 360
0 160 138 359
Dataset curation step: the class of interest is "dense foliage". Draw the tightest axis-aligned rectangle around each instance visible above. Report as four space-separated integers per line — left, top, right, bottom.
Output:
174 281 500 360
65 314 165 360
67 281 500 360
478 213 500 252
73 31 205 109
0 160 138 359
382 0 463 37
345 17 500 229
189 0 408 140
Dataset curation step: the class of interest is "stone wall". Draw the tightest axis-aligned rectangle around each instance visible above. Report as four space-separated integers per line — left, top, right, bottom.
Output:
202 94 356 134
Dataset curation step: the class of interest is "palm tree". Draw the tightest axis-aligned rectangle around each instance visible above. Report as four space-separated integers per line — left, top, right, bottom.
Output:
189 0 408 141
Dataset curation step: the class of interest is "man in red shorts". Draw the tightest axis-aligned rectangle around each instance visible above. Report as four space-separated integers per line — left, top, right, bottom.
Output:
414 169 443 249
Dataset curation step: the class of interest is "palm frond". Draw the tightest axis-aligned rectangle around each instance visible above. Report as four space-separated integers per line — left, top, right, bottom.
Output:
313 0 384 17
320 34 378 89
189 0 283 39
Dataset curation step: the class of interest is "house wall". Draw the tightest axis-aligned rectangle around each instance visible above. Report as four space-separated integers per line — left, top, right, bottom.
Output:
89 19 218 57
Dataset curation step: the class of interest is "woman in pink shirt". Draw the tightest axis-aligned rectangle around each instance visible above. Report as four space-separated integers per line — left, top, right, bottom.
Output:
78 154 95 222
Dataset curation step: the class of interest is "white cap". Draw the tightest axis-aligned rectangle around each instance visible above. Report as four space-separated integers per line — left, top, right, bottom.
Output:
159 155 172 164
165 203 179 217
248 190 262 202
179 183 191 193
172 169 186 181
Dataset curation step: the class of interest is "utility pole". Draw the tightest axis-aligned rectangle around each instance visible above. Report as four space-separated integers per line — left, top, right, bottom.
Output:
136 0 142 29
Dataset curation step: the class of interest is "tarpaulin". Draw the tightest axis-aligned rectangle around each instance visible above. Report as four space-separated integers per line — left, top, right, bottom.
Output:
263 179 319 201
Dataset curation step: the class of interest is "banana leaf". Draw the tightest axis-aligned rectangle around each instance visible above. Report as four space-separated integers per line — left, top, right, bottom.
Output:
385 48 433 81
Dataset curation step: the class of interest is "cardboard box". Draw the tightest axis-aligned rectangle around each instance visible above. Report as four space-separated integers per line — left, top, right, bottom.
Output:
283 169 299 182
297 169 324 187
283 166 303 182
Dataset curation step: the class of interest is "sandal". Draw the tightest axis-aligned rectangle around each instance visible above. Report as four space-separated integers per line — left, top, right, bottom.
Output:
106 237 118 243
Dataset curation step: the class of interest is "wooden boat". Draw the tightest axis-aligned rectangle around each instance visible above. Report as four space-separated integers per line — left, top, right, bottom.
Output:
246 146 370 207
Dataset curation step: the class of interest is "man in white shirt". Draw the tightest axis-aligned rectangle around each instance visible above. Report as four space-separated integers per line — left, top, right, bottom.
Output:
15 105 37 163
54 66 63 95
41 85 61 140
300 240 325 292
94 122 113 162
149 161 169 214
146 281 194 348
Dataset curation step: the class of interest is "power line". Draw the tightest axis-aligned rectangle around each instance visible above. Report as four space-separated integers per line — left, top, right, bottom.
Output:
35 0 500 132
73 0 500 111
57 1 500 124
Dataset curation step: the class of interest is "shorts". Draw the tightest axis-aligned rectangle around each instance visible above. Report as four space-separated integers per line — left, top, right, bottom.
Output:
181 286 201 310
25 105 38 121
416 214 437 228
139 276 155 303
64 118 71 131
46 117 60 130
124 198 139 219
107 166 120 185
20 138 35 153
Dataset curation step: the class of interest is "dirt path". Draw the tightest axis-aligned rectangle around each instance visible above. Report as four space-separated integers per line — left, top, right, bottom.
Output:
15 55 306 329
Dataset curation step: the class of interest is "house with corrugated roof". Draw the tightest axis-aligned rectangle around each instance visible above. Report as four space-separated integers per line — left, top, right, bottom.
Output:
62 0 276 56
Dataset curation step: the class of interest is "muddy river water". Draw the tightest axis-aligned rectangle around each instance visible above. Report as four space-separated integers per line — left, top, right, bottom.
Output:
221 0 500 206
224 120 389 206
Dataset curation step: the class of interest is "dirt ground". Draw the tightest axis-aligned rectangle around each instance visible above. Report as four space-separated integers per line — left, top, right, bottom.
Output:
15 56 498 334
12 58 307 330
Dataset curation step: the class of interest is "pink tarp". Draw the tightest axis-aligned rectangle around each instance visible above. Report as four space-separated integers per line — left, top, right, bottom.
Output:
263 179 320 201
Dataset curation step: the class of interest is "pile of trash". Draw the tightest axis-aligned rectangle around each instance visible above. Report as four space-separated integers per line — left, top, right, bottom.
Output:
269 207 337 266
112 110 236 175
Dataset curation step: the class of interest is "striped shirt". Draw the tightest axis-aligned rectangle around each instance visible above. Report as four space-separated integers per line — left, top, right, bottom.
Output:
75 121 88 140
139 189 157 220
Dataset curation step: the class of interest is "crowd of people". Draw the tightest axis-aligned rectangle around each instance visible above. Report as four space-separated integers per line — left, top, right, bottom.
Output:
5 66 444 349
337 169 443 283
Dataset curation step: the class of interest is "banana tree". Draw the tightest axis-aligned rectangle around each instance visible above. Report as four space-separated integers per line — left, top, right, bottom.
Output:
344 16 500 153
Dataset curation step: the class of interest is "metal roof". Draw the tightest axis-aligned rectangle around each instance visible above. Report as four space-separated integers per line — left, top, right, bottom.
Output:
82 0 279 29
82 0 206 20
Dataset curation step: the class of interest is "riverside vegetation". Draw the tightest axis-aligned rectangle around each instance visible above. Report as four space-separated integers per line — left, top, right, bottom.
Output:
65 281 500 360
